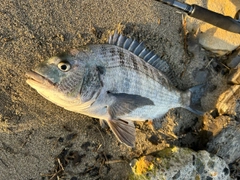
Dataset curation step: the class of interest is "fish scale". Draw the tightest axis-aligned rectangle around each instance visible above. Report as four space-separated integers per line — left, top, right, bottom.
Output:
26 33 204 147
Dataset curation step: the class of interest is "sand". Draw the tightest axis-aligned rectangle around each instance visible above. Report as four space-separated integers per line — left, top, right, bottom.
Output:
0 0 235 179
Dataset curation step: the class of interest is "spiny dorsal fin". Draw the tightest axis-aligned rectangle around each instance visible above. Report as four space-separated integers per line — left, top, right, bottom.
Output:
108 32 176 86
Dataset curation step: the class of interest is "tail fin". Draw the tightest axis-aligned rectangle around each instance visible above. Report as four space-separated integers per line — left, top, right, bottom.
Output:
186 84 207 115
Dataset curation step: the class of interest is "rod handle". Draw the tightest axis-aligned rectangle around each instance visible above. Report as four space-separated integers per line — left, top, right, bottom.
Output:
190 4 240 34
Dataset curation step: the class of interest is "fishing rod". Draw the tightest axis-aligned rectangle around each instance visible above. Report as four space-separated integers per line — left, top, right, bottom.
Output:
155 0 240 34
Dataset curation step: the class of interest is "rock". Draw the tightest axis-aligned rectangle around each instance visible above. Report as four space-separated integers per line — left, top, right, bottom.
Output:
216 85 240 115
186 31 202 57
228 68 240 85
229 157 240 179
185 0 240 55
130 146 231 180
226 48 240 69
193 68 210 83
207 123 240 164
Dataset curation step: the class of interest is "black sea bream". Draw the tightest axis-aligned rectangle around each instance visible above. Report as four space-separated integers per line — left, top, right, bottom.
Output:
26 33 203 147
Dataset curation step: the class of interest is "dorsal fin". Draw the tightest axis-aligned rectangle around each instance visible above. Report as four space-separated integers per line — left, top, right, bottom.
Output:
108 32 176 86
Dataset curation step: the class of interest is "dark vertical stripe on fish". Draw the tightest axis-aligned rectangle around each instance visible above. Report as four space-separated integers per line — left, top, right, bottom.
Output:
155 72 162 82
130 54 139 71
100 46 107 56
110 47 117 61
118 49 125 65
148 67 154 81
142 62 149 74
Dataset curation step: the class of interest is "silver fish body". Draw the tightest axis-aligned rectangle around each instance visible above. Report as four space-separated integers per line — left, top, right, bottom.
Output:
78 44 184 119
26 33 202 147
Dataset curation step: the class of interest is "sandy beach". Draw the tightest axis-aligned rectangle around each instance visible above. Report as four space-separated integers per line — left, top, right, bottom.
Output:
0 0 235 179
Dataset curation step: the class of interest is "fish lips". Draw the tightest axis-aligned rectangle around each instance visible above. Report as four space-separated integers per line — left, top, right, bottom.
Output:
26 70 55 88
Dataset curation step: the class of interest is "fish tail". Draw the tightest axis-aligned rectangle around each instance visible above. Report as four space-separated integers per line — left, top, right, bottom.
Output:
182 84 206 115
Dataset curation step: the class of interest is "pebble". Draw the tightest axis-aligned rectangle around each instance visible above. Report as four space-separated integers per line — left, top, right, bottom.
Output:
216 85 240 115
226 48 240 69
228 68 240 85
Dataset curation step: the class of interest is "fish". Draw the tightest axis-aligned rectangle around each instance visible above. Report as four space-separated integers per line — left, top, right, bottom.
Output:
26 33 204 147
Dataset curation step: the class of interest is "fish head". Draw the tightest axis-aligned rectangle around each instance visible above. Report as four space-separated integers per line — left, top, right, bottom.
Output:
26 49 88 107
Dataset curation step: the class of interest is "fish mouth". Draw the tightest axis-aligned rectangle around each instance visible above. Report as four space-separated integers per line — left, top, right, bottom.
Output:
26 70 55 88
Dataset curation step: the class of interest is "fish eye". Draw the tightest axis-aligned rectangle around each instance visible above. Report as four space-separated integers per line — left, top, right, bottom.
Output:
58 61 71 72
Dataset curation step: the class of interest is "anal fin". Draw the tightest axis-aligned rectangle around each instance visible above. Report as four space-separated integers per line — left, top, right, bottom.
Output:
107 119 136 147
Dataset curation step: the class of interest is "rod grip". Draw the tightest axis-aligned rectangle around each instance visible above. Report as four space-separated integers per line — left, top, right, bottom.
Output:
190 4 240 34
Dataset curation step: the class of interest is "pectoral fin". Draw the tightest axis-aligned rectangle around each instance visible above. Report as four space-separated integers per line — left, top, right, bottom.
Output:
108 92 154 118
105 93 153 147
107 119 136 147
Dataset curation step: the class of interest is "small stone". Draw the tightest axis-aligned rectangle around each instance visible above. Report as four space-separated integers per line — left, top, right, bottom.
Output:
228 68 240 85
193 69 209 83
186 31 201 57
70 177 78 180
58 137 64 142
130 146 231 180
226 48 240 68
207 123 240 164
148 135 159 145
216 85 240 115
